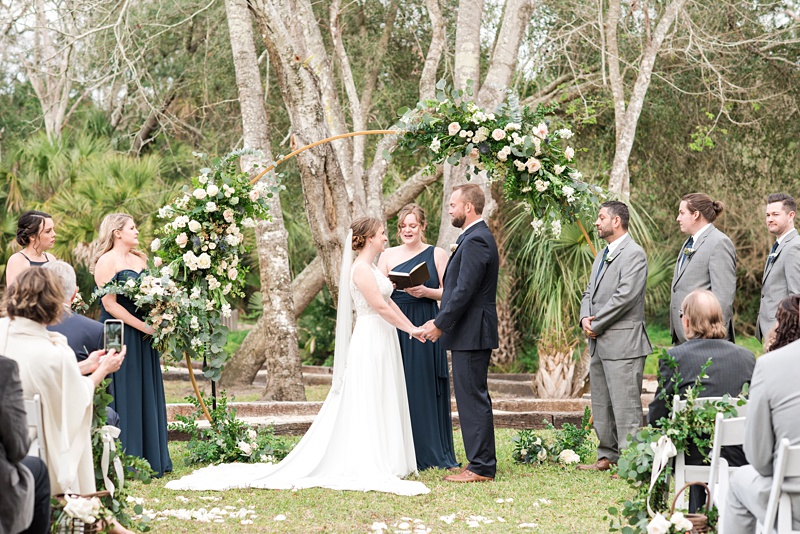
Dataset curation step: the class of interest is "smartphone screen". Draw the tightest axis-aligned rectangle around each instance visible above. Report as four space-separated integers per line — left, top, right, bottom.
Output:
104 320 124 352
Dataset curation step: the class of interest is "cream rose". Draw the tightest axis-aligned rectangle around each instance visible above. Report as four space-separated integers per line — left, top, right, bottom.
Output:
448 122 461 136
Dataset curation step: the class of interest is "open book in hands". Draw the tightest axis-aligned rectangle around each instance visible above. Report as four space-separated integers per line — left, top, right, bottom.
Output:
388 261 430 290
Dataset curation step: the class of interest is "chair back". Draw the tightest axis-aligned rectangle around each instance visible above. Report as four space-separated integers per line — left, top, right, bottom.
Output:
23 394 45 459
708 414 747 512
670 395 744 510
758 439 800 534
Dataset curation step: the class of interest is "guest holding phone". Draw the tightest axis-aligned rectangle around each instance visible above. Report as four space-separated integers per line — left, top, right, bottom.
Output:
0 268 134 534
5 210 57 287
94 213 172 477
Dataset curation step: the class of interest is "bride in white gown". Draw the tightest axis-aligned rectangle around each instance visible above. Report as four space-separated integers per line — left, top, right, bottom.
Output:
166 217 430 496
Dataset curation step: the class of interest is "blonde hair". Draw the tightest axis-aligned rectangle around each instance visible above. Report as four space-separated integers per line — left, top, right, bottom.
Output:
682 290 727 340
93 213 148 268
3 268 64 325
350 217 382 251
396 204 427 244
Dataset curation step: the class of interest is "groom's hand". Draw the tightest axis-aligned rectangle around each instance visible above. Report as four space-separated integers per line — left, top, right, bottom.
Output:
421 319 442 341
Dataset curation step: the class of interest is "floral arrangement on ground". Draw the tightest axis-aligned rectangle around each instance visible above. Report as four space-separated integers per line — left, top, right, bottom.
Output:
94 149 281 379
512 407 594 466
170 391 293 465
394 79 603 239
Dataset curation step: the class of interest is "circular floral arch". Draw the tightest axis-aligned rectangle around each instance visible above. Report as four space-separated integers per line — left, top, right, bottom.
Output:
104 83 601 421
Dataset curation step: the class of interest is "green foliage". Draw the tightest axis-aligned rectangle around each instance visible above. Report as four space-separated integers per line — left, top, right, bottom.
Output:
544 407 595 462
512 407 594 465
91 379 154 532
511 429 549 464
608 350 747 532
297 288 337 366
170 391 293 465
395 79 601 236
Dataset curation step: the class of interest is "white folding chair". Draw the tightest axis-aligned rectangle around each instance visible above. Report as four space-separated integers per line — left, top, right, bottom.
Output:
23 394 46 459
756 438 800 534
671 395 745 510
708 413 747 533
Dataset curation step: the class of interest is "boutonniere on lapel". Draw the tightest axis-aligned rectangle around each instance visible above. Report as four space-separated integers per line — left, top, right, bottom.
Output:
768 252 779 263
450 243 459 253
683 247 696 258
604 253 618 264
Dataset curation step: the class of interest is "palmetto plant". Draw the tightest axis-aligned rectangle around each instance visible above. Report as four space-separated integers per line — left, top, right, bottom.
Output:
0 131 175 286
506 201 672 398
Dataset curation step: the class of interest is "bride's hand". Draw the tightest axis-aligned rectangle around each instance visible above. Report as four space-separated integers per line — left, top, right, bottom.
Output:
411 328 427 343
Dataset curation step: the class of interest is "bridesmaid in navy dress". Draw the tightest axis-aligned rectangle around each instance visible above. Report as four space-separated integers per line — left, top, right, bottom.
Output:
378 204 459 471
94 213 172 477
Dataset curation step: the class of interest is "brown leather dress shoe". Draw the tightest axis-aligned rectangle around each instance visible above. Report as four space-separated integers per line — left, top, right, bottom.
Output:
443 469 494 483
576 458 616 471
446 466 465 473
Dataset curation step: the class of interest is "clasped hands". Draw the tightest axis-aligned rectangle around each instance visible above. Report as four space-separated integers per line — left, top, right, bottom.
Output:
581 316 598 339
409 320 442 342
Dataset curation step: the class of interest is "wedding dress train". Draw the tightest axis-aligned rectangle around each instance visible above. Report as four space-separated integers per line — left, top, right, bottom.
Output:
166 259 429 496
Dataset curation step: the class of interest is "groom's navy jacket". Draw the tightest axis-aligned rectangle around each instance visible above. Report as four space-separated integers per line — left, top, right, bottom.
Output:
435 220 499 351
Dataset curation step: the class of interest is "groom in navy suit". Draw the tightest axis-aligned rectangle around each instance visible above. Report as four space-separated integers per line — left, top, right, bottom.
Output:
421 183 499 483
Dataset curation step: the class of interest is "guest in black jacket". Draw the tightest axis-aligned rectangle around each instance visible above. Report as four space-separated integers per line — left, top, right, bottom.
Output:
648 289 755 511
0 355 50 534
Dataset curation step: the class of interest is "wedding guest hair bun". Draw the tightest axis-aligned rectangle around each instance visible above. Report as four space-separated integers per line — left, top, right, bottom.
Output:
711 200 724 215
16 210 52 247
350 217 382 251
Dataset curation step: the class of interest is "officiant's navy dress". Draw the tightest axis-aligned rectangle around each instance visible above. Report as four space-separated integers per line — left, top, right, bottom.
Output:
391 246 458 470
100 269 172 477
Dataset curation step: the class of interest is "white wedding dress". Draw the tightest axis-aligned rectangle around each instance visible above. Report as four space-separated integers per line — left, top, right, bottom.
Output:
166 260 429 496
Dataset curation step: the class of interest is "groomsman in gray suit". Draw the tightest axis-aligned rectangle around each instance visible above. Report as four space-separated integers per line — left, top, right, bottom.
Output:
577 201 652 471
756 193 800 344
670 193 736 345
724 335 800 533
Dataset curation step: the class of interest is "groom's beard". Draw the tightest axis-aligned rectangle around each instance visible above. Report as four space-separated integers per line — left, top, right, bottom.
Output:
451 214 466 228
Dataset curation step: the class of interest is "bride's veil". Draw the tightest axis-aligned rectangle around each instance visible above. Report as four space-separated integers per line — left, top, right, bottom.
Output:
330 230 353 394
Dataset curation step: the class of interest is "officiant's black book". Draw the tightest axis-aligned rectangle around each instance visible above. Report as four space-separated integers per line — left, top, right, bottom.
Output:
388 261 430 290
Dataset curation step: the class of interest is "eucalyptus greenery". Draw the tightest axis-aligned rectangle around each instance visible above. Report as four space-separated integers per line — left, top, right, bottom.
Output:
606 349 748 533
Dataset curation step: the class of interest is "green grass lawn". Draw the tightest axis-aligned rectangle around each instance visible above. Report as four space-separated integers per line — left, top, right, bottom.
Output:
127 429 627 533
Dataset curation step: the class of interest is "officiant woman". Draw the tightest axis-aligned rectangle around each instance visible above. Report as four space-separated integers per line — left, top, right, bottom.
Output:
378 203 459 471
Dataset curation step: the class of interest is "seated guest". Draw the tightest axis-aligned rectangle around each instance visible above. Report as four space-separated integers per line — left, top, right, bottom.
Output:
724 303 800 533
44 260 120 427
648 289 756 511
0 355 50 534
765 294 800 351
0 269 129 517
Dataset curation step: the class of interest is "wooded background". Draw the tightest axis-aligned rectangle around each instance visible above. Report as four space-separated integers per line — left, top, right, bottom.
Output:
1 0 798 399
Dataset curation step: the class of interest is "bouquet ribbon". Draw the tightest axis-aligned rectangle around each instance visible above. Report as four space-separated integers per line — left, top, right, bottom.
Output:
97 425 124 496
647 435 677 517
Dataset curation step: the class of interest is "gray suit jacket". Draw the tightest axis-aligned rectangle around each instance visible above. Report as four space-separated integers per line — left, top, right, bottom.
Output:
756 228 800 341
580 234 652 360
0 356 35 534
670 225 736 344
742 339 800 503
